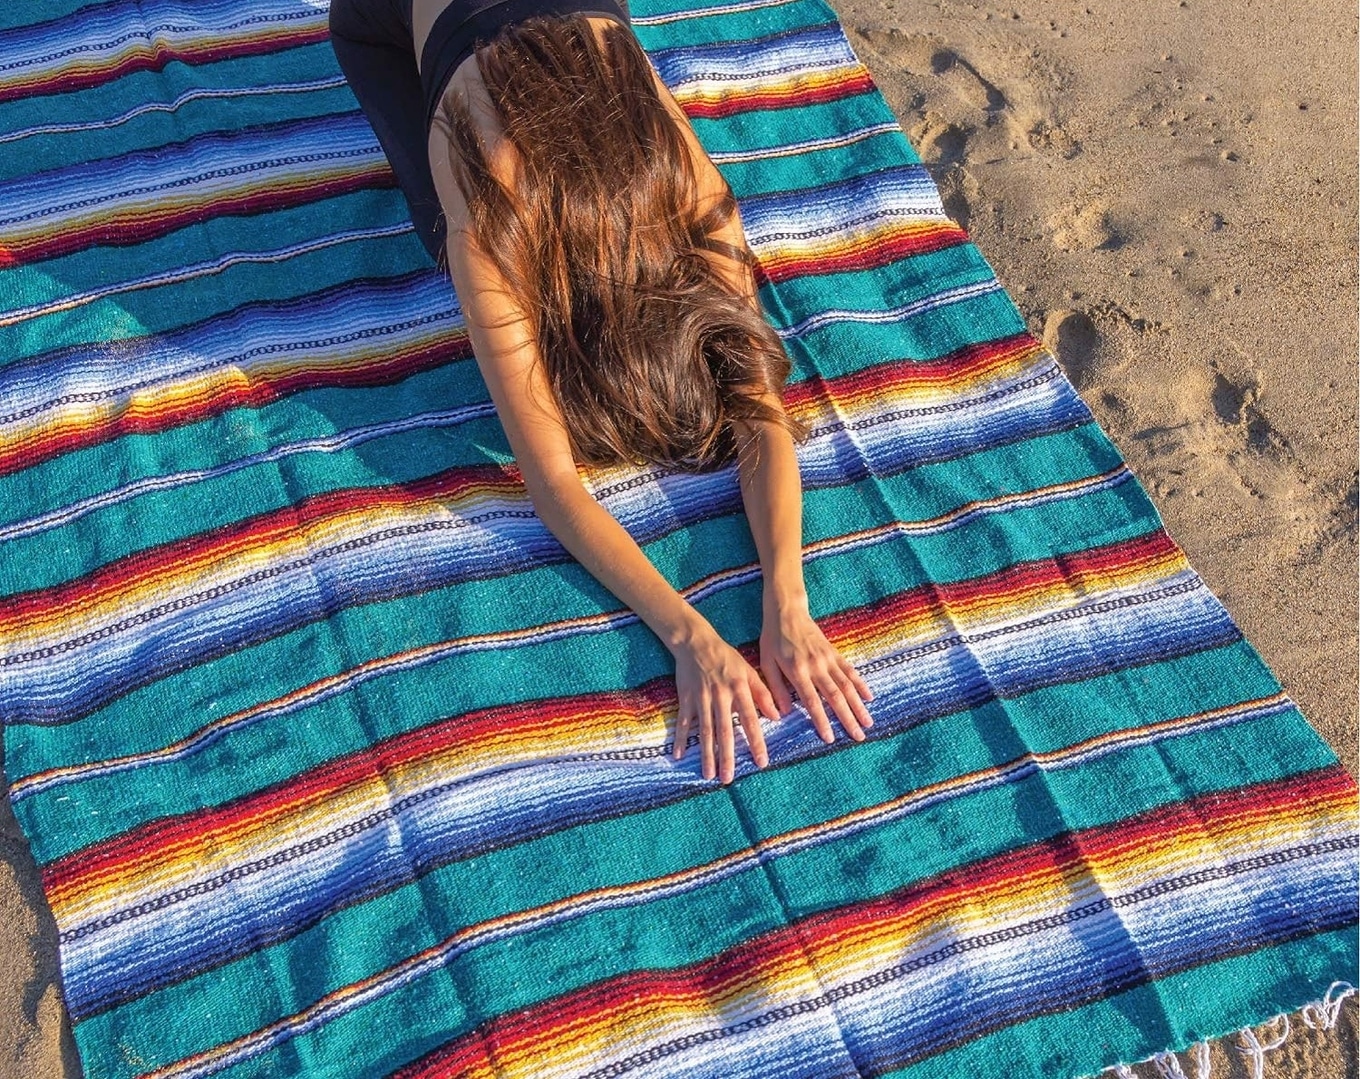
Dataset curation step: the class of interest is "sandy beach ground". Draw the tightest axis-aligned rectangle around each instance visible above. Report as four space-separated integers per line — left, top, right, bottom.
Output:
1 0 1355 1074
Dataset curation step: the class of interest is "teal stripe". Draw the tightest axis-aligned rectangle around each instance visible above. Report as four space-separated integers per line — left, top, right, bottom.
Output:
702 103 914 196
0 4 86 31
632 0 835 49
760 224 993 320
773 288 1025 378
997 639 1290 752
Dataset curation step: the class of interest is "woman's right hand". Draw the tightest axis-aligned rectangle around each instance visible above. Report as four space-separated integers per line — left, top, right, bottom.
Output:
671 622 780 784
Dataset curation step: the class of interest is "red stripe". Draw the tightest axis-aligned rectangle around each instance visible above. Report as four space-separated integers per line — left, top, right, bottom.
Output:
0 335 471 480
2 461 518 627
41 677 673 896
683 70 877 120
41 529 1180 894
5 168 396 267
0 27 330 107
811 529 1181 646
757 224 970 284
784 333 1041 409
388 765 1358 1077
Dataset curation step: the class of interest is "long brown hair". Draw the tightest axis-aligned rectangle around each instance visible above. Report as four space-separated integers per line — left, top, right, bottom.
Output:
431 14 810 472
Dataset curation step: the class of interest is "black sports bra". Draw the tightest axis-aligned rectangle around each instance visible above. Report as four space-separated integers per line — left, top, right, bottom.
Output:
329 0 632 135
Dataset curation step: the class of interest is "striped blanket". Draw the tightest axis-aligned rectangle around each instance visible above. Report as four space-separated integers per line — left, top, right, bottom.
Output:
1 1 1355 1076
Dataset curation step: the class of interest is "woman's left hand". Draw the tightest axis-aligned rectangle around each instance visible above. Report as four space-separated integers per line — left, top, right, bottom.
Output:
759 602 874 744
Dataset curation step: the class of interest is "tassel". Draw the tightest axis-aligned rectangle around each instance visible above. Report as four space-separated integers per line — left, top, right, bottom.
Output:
1190 1039 1211 1079
1152 1051 1189 1078
1235 1013 1290 1079
1300 979 1357 1031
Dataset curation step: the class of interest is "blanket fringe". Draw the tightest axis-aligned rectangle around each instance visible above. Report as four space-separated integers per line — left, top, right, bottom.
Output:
1101 980 1357 1079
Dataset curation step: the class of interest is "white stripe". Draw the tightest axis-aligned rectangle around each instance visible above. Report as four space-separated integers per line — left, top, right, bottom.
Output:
777 279 1004 339
708 121 900 163
632 0 802 26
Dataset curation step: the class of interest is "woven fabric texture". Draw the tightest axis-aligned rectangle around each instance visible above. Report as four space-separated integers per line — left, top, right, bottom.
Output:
0 1 1355 1077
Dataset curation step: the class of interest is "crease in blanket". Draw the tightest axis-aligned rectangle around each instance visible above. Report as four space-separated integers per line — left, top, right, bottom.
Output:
0 0 1354 1077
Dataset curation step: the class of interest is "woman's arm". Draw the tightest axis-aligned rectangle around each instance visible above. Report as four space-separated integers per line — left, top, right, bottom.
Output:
445 224 705 653
731 396 875 745
648 72 876 742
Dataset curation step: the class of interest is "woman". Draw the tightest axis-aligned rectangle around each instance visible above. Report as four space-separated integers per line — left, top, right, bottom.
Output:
329 0 874 785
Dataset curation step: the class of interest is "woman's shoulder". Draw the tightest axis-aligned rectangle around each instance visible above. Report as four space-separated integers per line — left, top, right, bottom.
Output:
437 60 520 176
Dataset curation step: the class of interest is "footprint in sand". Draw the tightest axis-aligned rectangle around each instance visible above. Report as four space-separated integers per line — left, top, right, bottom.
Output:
933 165 982 230
909 109 972 167
1306 474 1359 555
1209 366 1293 462
1024 119 1081 158
1042 308 1104 390
853 29 1008 114
1202 364 1353 564
850 23 1081 172
1049 200 1122 251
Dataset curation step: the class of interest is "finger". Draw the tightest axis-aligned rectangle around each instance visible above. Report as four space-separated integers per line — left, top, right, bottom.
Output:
749 667 780 727
791 666 835 743
760 654 795 716
734 682 769 769
672 709 692 760
818 669 866 742
712 691 737 785
839 655 875 705
697 691 716 780
835 657 875 727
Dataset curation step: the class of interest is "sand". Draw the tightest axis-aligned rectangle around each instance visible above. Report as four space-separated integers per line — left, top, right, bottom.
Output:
0 0 1355 1074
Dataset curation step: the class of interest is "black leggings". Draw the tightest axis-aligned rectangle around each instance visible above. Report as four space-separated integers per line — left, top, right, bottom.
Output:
329 0 634 267
329 0 448 264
